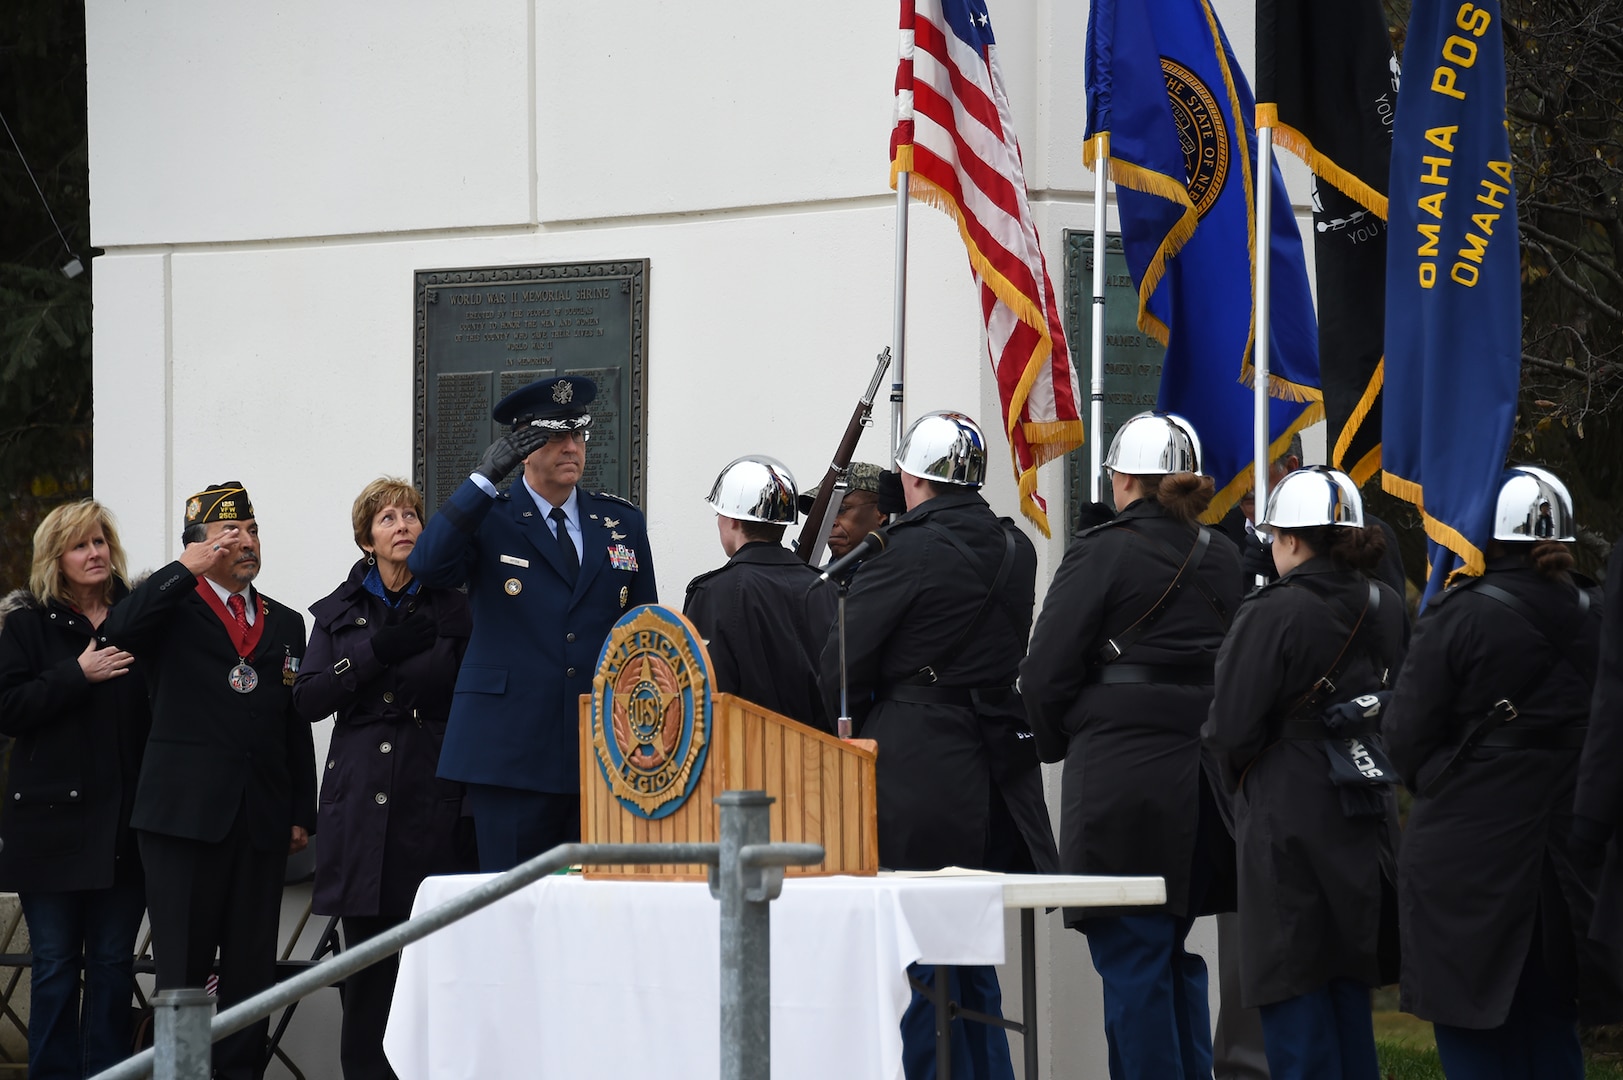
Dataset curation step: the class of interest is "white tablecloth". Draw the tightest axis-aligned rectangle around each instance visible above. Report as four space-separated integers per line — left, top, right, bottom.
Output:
383 873 1007 1080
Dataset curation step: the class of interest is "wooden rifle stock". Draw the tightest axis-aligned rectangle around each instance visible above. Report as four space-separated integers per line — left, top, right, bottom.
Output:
794 347 892 563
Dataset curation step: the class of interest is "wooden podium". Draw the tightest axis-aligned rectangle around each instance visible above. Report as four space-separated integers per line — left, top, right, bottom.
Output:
578 605 878 880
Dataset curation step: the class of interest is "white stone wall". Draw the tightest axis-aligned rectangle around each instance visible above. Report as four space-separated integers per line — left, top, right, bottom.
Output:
86 1 1314 1075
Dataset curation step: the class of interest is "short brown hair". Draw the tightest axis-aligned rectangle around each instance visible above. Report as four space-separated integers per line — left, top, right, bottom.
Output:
351 478 426 551
29 500 129 608
737 520 787 545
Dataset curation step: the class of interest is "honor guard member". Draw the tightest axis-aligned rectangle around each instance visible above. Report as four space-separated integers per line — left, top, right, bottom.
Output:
409 376 657 872
818 411 1058 1080
1021 412 1241 1080
684 456 836 731
797 461 889 561
1203 468 1407 1080
1383 467 1623 1079
1576 528 1623 963
101 483 316 1080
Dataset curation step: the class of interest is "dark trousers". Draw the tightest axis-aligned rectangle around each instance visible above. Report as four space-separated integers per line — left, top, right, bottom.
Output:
463 784 580 873
18 880 147 1079
1256 978 1378 1080
899 964 1015 1080
338 915 404 1080
1432 945 1583 1080
1085 912 1213 1080
1214 912 1270 1080
138 823 287 1080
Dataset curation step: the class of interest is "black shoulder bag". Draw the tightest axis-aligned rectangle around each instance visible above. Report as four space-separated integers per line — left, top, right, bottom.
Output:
1085 525 1228 686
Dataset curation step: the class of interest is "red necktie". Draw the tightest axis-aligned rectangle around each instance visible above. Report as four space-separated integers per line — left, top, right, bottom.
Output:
226 594 251 647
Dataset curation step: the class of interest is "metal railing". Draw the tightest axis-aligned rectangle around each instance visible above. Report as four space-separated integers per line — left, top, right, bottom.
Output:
92 790 822 1080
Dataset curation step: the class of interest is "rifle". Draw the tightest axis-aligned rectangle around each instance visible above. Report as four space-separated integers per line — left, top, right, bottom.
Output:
794 347 892 563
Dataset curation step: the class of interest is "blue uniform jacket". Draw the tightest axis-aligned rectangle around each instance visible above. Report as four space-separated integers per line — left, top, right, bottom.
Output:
408 477 657 793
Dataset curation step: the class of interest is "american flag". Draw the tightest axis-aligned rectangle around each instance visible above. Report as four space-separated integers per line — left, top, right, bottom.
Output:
890 0 1083 536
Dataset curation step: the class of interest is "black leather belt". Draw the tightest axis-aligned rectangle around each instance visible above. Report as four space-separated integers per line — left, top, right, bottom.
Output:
1474 724 1587 749
878 685 1014 707
1279 718 1381 741
1083 663 1213 687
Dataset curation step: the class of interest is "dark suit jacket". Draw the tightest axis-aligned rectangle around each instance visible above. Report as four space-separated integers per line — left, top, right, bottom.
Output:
101 562 316 852
409 478 658 793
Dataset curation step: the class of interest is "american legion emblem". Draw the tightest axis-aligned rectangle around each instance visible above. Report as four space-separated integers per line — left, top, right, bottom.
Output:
590 605 712 819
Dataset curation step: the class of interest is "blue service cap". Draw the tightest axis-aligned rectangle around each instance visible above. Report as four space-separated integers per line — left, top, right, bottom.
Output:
492 375 597 428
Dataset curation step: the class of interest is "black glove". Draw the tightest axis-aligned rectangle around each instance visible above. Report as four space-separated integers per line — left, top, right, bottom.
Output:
1075 501 1115 530
474 425 550 485
370 610 438 666
1242 534 1277 584
877 469 908 516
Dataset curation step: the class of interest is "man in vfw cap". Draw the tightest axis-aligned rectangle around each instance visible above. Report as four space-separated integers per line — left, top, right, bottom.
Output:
102 482 315 1080
410 375 658 871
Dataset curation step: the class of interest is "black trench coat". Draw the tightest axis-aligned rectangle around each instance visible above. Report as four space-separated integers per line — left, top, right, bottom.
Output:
1202 557 1406 1007
1577 538 1623 952
1022 498 1242 922
294 561 477 918
1383 556 1623 1028
0 584 150 892
684 541 836 732
816 487 1058 874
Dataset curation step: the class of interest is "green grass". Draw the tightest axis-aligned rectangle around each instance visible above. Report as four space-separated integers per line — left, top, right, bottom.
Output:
1373 1011 1623 1079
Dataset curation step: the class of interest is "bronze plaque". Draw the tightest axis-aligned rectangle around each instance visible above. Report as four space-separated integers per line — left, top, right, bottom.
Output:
1062 232 1167 541
414 260 649 516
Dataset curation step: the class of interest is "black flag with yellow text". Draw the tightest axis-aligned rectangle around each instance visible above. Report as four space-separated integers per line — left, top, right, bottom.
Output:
1257 0 1397 485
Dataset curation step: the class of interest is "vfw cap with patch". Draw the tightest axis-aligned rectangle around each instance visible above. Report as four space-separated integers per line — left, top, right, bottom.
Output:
185 481 255 525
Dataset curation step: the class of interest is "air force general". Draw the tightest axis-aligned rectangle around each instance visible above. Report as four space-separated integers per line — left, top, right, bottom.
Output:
409 376 657 871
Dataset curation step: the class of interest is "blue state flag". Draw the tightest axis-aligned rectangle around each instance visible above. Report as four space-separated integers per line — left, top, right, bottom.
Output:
1085 0 1321 519
1382 0 1520 605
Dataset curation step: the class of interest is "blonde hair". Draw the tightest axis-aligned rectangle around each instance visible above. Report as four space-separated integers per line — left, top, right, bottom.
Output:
29 500 129 607
351 477 426 551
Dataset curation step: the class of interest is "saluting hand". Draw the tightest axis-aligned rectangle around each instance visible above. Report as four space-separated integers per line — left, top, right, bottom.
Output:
179 525 245 578
78 639 134 683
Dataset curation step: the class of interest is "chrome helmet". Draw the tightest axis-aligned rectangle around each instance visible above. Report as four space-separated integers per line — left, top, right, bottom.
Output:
894 411 987 488
1493 465 1575 542
1104 412 1202 476
1260 466 1364 537
705 455 799 524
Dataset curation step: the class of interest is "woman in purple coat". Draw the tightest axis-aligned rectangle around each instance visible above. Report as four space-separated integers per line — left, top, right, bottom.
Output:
293 478 477 1080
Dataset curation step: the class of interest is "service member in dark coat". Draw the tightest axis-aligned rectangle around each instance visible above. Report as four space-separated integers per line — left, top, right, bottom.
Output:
1203 468 1406 1080
293 477 478 1080
1022 411 1240 1080
410 376 658 871
818 411 1057 1080
0 501 149 1079
684 456 834 730
1383 466 1623 1079
101 482 317 1080
1576 533 1623 951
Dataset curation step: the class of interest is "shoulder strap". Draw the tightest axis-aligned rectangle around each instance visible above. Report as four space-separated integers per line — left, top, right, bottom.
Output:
906 522 1017 684
1094 527 1216 664
1277 581 1382 725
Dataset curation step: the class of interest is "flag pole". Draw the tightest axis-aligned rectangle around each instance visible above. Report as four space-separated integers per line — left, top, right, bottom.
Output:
1089 134 1110 501
891 175 911 461
1253 124 1274 528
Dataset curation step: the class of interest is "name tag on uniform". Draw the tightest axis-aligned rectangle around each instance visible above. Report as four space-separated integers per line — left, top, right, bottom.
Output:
500 554 530 568
608 544 639 572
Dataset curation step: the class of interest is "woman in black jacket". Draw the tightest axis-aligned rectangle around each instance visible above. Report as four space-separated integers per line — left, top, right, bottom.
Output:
1023 412 1241 1080
1383 466 1623 1079
0 500 149 1079
293 477 476 1080
1203 468 1406 1080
